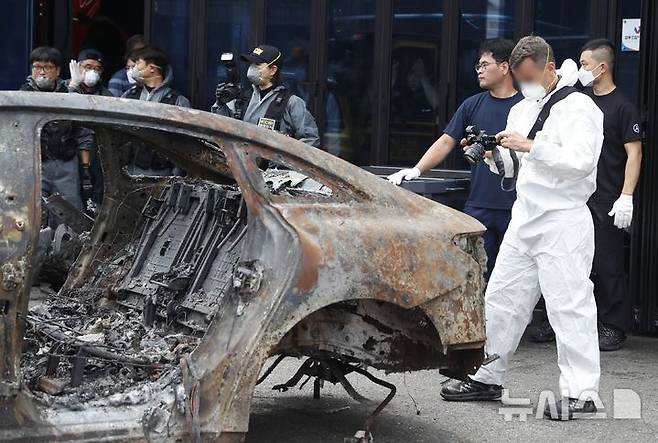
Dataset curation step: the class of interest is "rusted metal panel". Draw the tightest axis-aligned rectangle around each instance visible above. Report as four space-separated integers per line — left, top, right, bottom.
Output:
0 92 486 441
0 113 40 400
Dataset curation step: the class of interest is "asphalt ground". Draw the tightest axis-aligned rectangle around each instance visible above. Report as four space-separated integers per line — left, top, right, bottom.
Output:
247 334 658 443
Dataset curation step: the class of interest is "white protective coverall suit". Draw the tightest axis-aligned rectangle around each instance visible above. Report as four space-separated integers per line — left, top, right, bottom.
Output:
470 59 604 398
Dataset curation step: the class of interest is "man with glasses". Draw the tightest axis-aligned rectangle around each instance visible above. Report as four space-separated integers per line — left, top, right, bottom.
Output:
388 38 522 278
68 48 112 97
67 48 113 207
20 47 88 221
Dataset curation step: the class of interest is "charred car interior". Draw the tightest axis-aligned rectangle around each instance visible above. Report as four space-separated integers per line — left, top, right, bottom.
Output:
0 92 487 442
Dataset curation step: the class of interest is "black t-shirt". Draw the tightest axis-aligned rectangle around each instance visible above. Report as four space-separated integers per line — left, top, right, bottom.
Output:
585 88 642 204
444 91 523 210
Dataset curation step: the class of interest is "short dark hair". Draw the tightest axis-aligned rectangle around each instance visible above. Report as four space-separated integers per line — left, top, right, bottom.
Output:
509 35 555 70
132 46 169 73
126 34 146 52
30 46 63 68
581 38 615 70
479 38 515 64
123 34 147 64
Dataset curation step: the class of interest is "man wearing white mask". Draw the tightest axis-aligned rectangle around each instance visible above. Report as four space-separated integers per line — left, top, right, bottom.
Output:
533 39 643 351
441 36 604 421
67 49 113 206
121 47 191 176
68 49 112 97
578 39 642 351
211 45 320 147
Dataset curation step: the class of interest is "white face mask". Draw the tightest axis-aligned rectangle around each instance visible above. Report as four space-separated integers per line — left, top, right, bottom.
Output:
83 70 100 87
35 75 55 91
128 65 143 83
519 46 552 101
520 82 548 101
578 64 602 87
127 68 137 84
247 64 263 86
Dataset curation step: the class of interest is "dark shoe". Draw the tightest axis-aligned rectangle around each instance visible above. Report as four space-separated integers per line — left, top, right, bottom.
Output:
440 377 502 401
599 323 626 351
529 320 555 343
544 397 598 420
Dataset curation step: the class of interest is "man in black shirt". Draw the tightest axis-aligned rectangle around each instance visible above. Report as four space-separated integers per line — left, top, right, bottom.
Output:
578 39 642 351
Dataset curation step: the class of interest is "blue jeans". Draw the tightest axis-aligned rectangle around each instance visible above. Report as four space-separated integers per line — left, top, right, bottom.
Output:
464 205 512 278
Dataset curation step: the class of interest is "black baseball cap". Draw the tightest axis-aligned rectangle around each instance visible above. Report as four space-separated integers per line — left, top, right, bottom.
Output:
240 45 282 65
78 48 103 64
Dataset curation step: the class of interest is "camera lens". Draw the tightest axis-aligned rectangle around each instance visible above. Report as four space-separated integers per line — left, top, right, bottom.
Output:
463 143 485 166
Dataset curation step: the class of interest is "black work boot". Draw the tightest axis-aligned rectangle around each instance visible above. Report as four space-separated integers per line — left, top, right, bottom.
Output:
440 377 502 401
599 322 626 351
529 320 555 343
544 397 598 420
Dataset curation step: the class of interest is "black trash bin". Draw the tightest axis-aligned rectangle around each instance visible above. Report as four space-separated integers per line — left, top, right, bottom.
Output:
363 166 471 211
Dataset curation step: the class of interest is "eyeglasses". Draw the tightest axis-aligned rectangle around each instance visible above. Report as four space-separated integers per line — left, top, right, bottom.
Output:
474 61 499 72
32 64 57 73
80 64 103 73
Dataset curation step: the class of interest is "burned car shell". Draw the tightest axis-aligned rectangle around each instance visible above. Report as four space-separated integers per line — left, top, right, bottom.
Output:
0 92 486 442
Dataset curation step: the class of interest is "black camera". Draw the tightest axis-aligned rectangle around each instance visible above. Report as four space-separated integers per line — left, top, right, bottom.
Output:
216 52 242 105
463 125 498 166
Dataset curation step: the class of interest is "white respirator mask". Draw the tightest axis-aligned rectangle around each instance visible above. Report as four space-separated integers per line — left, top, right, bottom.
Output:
128 65 143 83
520 82 548 101
83 70 100 87
577 64 602 87
247 64 263 86
35 75 55 91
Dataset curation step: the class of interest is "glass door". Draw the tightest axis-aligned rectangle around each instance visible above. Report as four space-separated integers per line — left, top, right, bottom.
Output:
265 0 312 102
387 0 444 166
324 0 376 165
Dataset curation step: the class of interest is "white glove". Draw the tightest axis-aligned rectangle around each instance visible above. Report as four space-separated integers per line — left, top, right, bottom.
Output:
608 194 633 229
387 167 421 185
69 60 84 88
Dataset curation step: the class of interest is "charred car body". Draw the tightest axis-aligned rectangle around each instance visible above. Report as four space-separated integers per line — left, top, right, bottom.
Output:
0 91 486 442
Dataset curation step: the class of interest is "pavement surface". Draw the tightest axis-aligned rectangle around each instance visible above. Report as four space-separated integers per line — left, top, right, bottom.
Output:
247 335 658 443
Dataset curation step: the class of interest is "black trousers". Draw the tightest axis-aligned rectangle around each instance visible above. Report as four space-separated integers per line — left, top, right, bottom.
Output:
588 201 629 331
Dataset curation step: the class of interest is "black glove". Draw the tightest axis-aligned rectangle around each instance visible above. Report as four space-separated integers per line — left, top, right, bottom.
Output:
216 82 240 105
81 165 93 202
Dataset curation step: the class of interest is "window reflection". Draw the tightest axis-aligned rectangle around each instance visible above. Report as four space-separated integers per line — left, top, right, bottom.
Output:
534 0 591 63
266 0 311 101
151 0 190 96
325 0 376 165
1 0 31 90
457 0 515 103
388 0 443 166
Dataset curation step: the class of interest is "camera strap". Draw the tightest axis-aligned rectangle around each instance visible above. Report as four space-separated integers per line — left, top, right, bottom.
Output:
527 86 579 140
498 85 579 192
499 149 519 192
